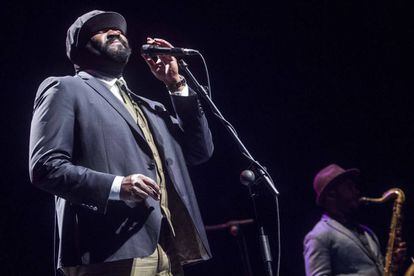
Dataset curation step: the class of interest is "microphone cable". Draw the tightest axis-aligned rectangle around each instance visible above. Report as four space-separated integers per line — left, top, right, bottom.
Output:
198 53 212 100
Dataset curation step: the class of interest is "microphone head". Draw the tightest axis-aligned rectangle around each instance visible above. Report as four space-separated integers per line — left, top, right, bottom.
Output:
141 44 151 52
141 44 163 56
240 170 256 186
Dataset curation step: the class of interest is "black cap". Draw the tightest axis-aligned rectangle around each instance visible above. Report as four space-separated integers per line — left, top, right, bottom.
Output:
66 10 127 64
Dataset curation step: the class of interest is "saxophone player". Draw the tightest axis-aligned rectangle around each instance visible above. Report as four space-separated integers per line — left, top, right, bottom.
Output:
303 164 406 276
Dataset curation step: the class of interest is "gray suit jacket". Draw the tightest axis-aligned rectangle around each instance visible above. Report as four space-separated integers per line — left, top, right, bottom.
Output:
303 214 384 276
29 71 214 268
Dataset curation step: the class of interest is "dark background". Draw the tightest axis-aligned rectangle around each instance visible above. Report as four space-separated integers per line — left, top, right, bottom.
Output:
1 0 414 275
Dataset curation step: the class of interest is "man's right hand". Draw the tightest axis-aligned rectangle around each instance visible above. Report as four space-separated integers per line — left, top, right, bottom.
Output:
120 174 160 203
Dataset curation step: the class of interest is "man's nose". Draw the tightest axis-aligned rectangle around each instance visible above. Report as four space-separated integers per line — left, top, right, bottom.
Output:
107 29 122 35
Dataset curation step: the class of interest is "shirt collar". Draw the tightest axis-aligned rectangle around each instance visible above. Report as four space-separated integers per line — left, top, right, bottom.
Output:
82 70 124 89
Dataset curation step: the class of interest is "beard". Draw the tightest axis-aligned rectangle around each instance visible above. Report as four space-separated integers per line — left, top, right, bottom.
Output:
91 34 132 65
74 34 132 78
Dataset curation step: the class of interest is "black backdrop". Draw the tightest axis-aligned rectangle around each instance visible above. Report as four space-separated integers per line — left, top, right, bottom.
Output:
1 1 414 275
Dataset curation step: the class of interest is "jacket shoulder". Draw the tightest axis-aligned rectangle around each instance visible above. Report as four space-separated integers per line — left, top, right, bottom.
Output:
37 75 80 92
304 217 332 244
34 75 82 108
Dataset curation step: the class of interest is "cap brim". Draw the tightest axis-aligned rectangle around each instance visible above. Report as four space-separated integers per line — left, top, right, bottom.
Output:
78 12 127 47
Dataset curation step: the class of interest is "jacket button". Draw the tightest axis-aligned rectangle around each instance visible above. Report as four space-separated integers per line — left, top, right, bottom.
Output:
148 161 155 170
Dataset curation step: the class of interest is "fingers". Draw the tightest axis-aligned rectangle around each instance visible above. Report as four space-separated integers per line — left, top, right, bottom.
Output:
142 54 158 71
144 37 176 63
130 174 160 201
159 55 176 65
130 185 149 200
121 174 160 203
147 37 174 48
139 175 161 194
141 37 180 84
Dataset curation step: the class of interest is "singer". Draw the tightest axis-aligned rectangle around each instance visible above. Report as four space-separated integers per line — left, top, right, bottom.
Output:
29 10 213 276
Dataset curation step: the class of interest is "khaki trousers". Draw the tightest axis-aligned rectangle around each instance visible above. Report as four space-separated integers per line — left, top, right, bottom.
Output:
62 244 183 276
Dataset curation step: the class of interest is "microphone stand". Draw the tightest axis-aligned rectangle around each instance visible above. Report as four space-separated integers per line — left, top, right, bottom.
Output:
205 219 255 276
178 59 279 276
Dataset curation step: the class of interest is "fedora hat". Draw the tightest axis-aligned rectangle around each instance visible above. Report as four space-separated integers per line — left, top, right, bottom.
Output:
313 164 360 205
66 10 127 64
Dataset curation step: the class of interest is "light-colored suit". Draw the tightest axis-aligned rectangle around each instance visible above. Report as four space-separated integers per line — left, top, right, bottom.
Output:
304 214 384 276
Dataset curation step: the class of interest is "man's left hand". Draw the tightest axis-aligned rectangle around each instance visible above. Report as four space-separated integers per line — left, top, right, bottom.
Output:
142 37 185 91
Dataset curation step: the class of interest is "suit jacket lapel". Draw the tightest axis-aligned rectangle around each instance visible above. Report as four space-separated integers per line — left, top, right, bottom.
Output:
360 224 383 263
324 215 379 263
137 98 167 158
76 72 148 145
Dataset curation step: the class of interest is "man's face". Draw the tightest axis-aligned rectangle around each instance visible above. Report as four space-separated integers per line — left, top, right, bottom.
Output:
332 179 361 215
90 28 131 64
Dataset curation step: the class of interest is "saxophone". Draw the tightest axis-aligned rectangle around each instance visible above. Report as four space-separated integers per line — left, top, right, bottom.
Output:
406 258 414 276
359 188 405 276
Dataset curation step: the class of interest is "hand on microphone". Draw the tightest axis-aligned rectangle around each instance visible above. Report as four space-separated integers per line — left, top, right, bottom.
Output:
142 37 185 91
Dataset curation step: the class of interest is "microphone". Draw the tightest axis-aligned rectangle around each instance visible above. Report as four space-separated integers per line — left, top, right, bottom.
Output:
240 170 256 186
141 44 199 57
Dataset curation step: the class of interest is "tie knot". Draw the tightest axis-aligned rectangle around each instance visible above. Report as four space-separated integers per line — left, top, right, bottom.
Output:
116 78 128 91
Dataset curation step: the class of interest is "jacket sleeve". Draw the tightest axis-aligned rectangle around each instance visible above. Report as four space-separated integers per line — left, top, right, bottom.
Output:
303 233 332 276
29 77 115 213
170 90 214 166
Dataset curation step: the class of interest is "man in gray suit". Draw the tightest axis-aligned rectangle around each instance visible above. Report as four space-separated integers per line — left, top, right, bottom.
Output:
29 10 213 275
303 164 405 276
